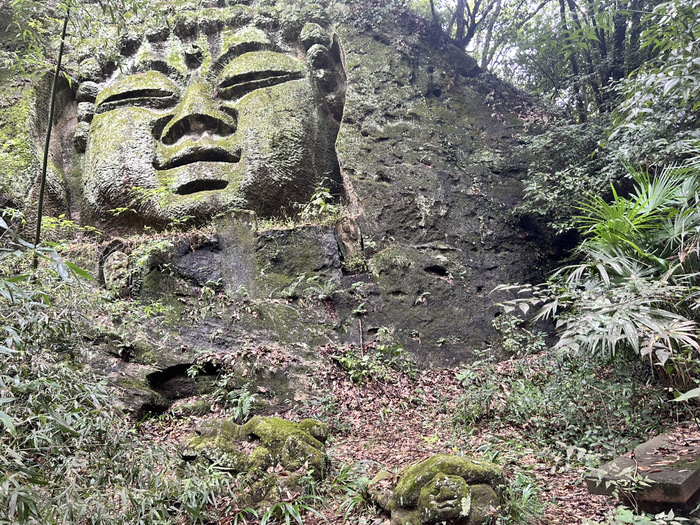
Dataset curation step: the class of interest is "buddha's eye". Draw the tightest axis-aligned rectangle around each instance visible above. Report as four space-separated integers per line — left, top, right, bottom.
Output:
99 88 175 105
217 51 305 100
218 70 304 100
95 72 180 113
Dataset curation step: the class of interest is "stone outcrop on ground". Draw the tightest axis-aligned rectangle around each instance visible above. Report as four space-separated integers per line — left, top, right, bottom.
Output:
183 416 330 506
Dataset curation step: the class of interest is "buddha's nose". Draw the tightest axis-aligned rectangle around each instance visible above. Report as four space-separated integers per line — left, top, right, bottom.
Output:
160 82 236 145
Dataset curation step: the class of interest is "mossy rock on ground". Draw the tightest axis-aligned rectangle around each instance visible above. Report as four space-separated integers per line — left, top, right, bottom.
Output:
370 454 504 525
183 416 330 505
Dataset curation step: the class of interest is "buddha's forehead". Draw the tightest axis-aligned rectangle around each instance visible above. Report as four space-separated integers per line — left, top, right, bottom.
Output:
127 25 303 83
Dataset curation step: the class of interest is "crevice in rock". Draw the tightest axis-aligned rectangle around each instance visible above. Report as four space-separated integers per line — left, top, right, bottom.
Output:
424 264 448 277
147 364 198 400
177 179 229 195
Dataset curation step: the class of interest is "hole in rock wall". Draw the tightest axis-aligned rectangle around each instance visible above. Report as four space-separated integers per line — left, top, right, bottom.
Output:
147 364 198 400
424 264 448 277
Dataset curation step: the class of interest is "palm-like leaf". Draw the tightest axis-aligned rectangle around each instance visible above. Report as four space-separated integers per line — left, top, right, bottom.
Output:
500 157 700 384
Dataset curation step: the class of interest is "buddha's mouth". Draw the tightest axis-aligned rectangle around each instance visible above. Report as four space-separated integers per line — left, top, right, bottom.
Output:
154 143 243 196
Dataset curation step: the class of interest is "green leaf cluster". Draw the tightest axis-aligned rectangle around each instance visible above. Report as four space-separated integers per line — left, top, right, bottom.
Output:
501 156 700 393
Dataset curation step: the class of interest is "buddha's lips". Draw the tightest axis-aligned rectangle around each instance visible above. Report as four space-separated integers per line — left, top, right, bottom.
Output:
154 145 241 171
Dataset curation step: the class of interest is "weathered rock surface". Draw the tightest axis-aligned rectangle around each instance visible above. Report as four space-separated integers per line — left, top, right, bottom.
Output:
587 432 700 513
0 0 553 415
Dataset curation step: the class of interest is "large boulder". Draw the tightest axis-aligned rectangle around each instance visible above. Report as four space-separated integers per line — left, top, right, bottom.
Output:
1 1 552 406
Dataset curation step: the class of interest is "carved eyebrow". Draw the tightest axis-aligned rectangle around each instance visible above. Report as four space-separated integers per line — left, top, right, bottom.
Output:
95 71 180 108
211 40 273 76
217 51 305 100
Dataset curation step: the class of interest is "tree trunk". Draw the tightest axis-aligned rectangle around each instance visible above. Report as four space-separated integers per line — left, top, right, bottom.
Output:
559 0 587 122
565 0 604 112
610 2 627 81
33 6 70 267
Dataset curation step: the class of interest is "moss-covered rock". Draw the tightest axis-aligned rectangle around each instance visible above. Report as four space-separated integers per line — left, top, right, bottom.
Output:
468 484 500 524
377 454 503 525
417 474 471 523
185 420 250 471
393 454 504 508
298 418 330 442
240 415 329 477
183 416 330 500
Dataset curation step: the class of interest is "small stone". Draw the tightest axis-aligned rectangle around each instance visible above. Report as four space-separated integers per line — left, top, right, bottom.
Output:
103 250 130 297
77 102 95 123
73 121 90 153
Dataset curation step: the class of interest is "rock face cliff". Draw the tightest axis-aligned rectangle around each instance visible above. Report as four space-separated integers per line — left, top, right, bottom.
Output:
0 0 546 412
332 6 543 365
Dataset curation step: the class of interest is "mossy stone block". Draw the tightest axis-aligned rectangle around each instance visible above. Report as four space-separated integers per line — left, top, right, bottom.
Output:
248 445 275 472
280 434 328 478
297 418 330 443
241 415 324 451
391 508 422 525
184 419 249 472
469 484 500 524
392 454 504 509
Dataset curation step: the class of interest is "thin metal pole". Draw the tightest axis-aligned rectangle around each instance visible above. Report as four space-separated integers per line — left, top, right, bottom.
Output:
33 7 70 269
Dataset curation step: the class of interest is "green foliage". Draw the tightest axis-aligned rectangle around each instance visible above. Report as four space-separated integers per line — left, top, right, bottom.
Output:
3 0 155 71
519 117 615 233
332 463 375 522
297 185 341 223
131 238 174 270
187 359 258 423
584 507 689 525
502 159 700 391
495 472 545 525
0 86 36 206
259 496 323 525
0 224 235 524
589 464 657 514
610 0 700 169
453 348 670 454
515 0 699 238
331 335 417 383
492 313 547 356
279 274 340 302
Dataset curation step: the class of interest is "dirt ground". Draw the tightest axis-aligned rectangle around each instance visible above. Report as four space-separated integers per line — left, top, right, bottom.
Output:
141 358 698 524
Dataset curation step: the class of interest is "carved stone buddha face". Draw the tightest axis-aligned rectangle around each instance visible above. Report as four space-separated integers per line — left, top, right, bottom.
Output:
80 5 345 227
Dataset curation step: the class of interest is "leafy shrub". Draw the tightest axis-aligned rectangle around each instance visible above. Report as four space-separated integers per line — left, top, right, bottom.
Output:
454 348 670 455
609 0 700 172
519 117 615 234
496 472 546 525
492 313 547 356
296 185 341 223
330 336 417 383
0 224 235 524
500 158 700 392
